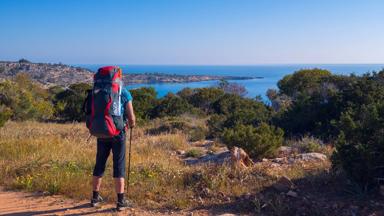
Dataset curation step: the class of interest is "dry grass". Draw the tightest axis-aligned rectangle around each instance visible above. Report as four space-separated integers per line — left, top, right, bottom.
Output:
0 121 331 211
0 121 192 208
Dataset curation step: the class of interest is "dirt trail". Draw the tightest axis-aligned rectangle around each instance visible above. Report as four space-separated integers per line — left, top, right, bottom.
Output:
0 188 208 216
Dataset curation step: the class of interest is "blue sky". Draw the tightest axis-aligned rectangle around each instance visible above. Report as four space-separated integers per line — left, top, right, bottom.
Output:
0 0 383 65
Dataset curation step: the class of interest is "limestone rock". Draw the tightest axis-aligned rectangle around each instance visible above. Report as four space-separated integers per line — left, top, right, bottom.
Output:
296 153 327 162
230 146 254 168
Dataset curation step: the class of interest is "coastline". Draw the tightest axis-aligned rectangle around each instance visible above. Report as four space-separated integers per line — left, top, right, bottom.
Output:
0 61 257 87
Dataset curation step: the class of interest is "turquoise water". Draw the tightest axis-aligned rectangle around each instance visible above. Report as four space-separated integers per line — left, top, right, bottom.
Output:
78 64 384 99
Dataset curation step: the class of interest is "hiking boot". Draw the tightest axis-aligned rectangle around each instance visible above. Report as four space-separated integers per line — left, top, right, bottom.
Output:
116 198 132 211
90 195 104 207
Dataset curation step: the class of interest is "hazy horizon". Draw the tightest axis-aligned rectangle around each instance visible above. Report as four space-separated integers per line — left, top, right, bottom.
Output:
3 60 384 67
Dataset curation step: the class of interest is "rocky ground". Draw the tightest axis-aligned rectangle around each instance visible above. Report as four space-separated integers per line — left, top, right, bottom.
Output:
177 141 384 216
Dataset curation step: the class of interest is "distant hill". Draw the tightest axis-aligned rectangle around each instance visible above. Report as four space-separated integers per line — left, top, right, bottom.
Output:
0 61 93 87
0 60 254 87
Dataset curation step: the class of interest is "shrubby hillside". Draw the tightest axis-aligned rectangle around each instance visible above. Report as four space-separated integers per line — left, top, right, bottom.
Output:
269 69 384 188
1 67 384 214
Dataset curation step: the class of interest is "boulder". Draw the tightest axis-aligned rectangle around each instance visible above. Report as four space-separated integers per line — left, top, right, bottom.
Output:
230 147 254 168
296 153 327 162
184 150 231 165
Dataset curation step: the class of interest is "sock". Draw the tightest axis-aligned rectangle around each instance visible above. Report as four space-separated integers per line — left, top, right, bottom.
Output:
93 191 99 199
117 193 124 203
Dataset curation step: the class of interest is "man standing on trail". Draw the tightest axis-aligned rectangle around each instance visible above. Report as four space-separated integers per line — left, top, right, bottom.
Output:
84 66 136 211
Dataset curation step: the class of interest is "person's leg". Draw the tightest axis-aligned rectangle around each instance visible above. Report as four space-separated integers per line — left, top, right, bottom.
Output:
92 138 112 199
114 177 125 193
114 178 125 194
112 131 126 191
92 176 102 192
111 131 127 208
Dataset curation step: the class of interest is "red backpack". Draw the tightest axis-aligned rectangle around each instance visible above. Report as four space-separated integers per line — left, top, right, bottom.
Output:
84 66 124 138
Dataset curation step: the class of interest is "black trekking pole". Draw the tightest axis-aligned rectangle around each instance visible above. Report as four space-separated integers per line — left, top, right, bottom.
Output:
126 127 133 198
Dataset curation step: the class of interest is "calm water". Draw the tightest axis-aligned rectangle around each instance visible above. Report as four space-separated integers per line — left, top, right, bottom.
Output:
78 64 384 99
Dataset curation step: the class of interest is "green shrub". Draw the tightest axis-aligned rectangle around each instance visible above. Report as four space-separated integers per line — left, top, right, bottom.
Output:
274 70 384 140
332 102 384 188
207 114 226 138
222 123 284 159
177 88 194 100
53 83 91 121
208 94 272 139
290 136 324 153
187 88 225 113
151 93 193 118
213 94 271 126
146 116 207 142
130 87 158 120
0 74 54 121
277 68 332 97
0 105 12 127
185 149 204 158
188 126 207 142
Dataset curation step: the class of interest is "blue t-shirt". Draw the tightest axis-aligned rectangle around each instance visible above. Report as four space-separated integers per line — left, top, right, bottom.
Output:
121 88 133 121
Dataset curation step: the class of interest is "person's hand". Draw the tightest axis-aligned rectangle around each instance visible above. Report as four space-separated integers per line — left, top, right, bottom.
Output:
128 118 136 128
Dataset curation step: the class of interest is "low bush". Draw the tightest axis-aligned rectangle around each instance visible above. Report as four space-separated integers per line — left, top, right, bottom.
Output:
52 83 91 121
130 87 158 120
185 149 204 158
207 114 226 138
289 136 325 153
0 74 54 121
188 126 207 142
151 93 193 118
0 105 12 127
146 116 207 142
222 123 284 159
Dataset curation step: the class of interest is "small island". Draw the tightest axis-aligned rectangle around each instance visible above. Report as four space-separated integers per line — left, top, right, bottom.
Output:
0 60 258 87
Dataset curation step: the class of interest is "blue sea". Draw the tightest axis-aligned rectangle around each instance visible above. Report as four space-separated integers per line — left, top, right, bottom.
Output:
78 64 384 100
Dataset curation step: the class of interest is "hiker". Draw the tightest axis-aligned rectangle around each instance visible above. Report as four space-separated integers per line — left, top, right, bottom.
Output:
84 66 136 211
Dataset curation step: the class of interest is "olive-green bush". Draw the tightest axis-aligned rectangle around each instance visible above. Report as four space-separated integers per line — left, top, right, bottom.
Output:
130 87 158 120
0 74 54 121
222 123 284 159
52 83 91 121
0 105 12 127
151 93 193 118
146 117 208 142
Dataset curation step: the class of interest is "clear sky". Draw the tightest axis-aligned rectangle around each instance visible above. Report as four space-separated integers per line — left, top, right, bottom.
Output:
0 0 383 65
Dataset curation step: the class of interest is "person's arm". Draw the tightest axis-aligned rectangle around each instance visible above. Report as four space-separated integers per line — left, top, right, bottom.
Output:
125 101 136 128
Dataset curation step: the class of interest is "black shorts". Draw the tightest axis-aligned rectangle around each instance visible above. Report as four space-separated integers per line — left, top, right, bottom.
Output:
93 131 126 178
